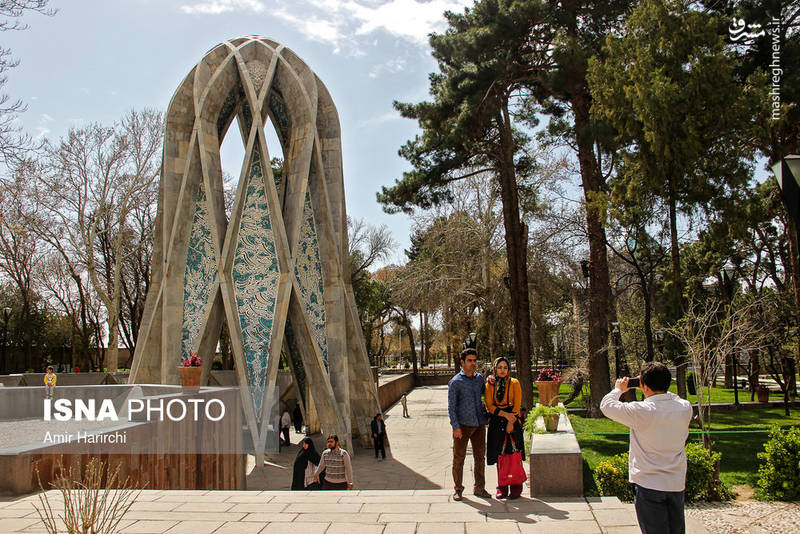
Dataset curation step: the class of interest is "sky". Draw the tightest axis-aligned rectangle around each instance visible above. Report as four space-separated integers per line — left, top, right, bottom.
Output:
3 0 477 265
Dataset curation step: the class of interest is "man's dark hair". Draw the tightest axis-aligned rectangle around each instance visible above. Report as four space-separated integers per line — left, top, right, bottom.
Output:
327 434 339 443
641 362 671 392
460 348 478 361
46 366 53 372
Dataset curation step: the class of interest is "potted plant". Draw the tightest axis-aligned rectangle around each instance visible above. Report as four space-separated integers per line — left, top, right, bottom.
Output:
536 367 561 406
530 404 567 432
178 352 203 387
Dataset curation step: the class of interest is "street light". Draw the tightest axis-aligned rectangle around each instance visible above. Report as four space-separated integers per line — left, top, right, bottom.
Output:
463 332 477 351
720 260 740 408
1 307 10 375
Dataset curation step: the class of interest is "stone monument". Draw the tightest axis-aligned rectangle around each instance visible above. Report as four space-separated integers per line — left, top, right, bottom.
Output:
130 36 380 459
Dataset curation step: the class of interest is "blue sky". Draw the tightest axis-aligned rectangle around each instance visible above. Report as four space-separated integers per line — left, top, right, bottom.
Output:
3 0 476 264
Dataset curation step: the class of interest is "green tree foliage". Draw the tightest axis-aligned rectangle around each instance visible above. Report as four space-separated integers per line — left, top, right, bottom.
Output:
378 0 551 407
589 0 757 396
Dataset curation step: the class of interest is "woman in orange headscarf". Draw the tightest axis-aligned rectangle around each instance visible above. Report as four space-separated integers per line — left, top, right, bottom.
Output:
485 356 525 499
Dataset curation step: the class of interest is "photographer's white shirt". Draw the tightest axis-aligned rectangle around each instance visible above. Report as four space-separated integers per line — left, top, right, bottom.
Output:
600 389 692 492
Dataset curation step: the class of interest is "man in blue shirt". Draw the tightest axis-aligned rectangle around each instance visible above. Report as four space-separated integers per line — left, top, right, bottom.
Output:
448 348 491 500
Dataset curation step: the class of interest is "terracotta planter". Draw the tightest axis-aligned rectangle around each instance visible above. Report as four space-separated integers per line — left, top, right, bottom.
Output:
543 413 560 432
536 380 561 407
178 366 202 388
757 386 770 403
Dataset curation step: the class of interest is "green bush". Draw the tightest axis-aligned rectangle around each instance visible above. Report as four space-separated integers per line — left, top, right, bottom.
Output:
686 371 697 396
593 443 726 502
757 427 800 500
685 442 717 500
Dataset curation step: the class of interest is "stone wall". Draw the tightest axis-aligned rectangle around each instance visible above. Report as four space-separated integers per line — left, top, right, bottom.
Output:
377 373 415 412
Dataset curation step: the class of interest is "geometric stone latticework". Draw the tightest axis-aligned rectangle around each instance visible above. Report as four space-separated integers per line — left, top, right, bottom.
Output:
130 36 381 459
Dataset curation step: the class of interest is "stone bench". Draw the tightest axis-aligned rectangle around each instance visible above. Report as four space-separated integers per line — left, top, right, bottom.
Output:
529 403 584 497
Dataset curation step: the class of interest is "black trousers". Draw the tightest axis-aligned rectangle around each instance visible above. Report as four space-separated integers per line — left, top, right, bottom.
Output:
281 426 290 445
374 434 385 458
633 484 685 534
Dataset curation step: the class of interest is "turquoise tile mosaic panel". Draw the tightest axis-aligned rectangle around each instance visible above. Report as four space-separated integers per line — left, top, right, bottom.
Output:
181 180 217 362
294 188 329 372
232 145 281 418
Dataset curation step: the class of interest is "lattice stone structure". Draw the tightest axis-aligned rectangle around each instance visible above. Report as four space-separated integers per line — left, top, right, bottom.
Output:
130 36 380 458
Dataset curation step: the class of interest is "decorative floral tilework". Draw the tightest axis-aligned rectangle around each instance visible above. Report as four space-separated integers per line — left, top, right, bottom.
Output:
294 187 329 372
181 180 217 363
232 145 281 418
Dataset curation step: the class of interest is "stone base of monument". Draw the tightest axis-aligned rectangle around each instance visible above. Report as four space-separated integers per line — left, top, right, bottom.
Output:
528 403 584 497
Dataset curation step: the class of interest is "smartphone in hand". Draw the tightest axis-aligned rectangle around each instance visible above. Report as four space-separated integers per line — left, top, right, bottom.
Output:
627 377 640 388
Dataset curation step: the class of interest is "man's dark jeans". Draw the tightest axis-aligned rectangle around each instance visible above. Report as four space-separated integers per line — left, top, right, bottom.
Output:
633 484 685 534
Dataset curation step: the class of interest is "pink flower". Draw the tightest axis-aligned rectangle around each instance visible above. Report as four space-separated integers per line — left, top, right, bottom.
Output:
537 367 560 381
181 353 202 367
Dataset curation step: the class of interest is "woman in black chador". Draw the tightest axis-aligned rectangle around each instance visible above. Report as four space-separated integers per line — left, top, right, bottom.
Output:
291 437 321 490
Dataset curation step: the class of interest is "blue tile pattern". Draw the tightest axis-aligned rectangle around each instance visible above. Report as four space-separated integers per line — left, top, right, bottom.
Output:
294 189 328 372
232 146 281 418
181 180 217 362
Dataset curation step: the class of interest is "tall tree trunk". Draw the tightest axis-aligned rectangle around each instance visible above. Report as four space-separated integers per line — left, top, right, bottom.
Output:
786 217 800 401
667 182 687 398
572 86 612 417
497 100 533 409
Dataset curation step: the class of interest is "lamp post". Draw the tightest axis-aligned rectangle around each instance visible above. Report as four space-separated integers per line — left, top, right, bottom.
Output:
720 261 740 408
1 307 10 375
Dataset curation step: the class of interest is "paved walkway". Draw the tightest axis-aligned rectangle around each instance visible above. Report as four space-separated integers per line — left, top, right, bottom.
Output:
0 385 711 533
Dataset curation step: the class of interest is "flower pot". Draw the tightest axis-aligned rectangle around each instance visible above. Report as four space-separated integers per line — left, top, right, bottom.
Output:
543 413 560 432
178 366 202 388
757 386 769 403
536 380 561 407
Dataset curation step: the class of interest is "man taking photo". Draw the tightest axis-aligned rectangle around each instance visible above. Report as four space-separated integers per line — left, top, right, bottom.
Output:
600 362 692 534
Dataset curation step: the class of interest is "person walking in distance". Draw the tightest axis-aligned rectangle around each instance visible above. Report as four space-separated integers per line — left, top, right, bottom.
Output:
601 362 692 534
313 435 354 490
280 409 291 446
400 392 409 417
371 413 387 459
292 403 303 433
448 348 491 501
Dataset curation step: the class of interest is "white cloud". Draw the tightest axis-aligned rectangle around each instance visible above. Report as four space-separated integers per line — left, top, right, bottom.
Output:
368 56 407 78
357 111 402 128
342 0 470 46
180 0 264 15
273 8 345 49
35 113 54 139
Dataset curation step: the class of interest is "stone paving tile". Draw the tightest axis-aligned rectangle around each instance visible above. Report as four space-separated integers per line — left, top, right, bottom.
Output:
382 523 417 534
486 510 595 522
325 522 388 534
283 503 363 513
128 501 182 512
267 493 344 503
124 511 247 522
518 521 602 533
211 522 267 534
592 508 639 527
239 512 298 522
339 495 451 504
223 494 277 503
169 502 235 512
601 526 641 534
415 523 468 534
119 520 179 533
294 512 380 523
162 519 224 534
466 522 522 533
381 512 486 523
4 518 49 532
154 494 231 503
360 503 431 513
226 503 289 513
586 497 630 510
0 505 37 518
257 522 329 533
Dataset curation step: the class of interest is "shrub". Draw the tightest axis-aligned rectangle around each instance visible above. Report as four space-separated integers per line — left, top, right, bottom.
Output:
594 453 634 502
593 443 727 502
685 442 717 501
686 371 697 396
757 427 800 500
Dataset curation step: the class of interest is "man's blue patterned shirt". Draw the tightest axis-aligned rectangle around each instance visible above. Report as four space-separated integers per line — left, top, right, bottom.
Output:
448 369 487 429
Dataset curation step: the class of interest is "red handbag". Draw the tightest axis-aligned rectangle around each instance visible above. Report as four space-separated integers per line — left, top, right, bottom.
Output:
497 435 527 487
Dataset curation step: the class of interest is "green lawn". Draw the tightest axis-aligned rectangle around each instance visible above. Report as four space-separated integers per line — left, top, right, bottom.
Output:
553 382 792 408
572 407 800 492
